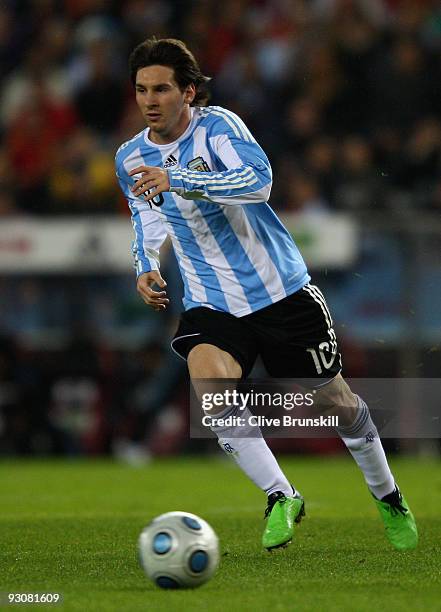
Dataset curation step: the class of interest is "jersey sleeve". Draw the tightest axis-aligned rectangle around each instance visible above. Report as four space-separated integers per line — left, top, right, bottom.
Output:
167 109 272 206
116 167 167 277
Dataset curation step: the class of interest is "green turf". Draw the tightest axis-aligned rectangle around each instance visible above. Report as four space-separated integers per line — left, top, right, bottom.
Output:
1 455 440 611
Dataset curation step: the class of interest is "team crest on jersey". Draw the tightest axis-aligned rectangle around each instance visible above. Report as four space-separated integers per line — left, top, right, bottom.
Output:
187 156 210 172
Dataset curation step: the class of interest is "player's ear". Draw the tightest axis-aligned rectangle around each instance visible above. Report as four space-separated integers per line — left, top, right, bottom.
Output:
184 83 196 105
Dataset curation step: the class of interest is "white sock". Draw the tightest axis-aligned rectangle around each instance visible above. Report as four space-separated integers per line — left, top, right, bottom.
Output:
336 396 395 500
208 405 293 497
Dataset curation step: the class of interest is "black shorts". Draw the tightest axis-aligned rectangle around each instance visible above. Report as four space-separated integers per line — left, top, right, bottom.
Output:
171 283 342 382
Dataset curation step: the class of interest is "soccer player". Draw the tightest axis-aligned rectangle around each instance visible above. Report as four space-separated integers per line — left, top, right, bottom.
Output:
115 38 417 551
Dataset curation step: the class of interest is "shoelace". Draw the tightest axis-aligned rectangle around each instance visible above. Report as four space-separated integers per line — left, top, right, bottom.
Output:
388 501 408 517
384 491 408 517
264 492 286 518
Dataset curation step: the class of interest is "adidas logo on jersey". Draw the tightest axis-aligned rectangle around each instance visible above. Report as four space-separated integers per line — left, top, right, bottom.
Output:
163 154 178 168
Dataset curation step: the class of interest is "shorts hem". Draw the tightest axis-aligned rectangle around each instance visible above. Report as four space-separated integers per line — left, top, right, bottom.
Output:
309 369 342 389
170 333 201 361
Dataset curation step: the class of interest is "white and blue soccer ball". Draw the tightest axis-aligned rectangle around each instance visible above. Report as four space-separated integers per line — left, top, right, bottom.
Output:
138 511 219 589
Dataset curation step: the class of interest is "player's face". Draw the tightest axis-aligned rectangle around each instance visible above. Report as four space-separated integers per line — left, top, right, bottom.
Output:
135 65 195 144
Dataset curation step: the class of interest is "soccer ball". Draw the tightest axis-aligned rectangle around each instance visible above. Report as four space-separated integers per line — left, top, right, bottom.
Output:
138 511 219 589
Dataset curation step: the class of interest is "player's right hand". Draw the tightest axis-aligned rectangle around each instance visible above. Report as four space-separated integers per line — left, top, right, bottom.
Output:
137 271 169 311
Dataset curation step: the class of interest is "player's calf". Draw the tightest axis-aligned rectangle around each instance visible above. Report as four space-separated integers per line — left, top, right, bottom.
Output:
311 373 358 426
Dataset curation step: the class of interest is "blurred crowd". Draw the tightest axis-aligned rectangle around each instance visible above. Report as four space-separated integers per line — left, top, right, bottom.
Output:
0 329 190 456
0 0 441 217
1 0 441 457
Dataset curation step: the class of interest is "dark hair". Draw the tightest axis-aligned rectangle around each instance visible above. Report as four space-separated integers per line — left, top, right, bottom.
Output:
129 37 211 106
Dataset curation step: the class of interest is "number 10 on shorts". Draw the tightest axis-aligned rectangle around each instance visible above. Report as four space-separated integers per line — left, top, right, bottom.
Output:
306 342 336 374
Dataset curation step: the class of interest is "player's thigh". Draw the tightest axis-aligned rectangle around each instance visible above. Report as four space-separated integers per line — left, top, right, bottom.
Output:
188 343 242 379
172 307 258 378
188 344 242 414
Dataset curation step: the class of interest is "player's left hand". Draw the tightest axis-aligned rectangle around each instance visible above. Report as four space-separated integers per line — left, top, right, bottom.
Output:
129 166 170 202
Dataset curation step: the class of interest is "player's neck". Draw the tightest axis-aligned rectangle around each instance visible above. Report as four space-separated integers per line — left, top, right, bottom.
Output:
149 107 192 145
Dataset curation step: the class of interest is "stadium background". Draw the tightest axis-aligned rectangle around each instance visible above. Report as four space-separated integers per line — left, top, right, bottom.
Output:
0 0 440 459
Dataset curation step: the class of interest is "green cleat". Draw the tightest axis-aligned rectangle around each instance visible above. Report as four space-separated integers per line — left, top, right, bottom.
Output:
373 486 418 551
262 489 305 551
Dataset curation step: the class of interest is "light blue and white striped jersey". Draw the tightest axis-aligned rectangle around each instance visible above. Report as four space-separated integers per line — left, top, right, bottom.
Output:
115 105 310 316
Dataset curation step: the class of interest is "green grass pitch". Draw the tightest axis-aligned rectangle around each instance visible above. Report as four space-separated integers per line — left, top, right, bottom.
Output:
1 455 440 611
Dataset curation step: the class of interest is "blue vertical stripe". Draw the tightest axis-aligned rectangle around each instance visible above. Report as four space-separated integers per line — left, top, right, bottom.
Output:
145 147 229 312
243 204 310 293
184 137 270 305
198 199 271 301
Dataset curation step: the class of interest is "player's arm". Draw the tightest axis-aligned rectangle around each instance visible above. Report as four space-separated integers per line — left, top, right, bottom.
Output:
130 113 272 206
116 169 169 311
